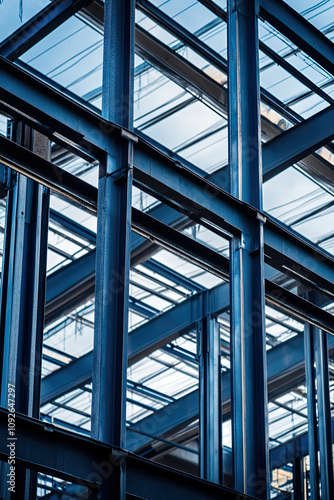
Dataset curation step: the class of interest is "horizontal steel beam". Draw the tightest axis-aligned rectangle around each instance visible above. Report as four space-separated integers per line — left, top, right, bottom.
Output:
260 0 334 77
264 218 334 297
132 208 230 280
0 133 97 212
1 128 332 329
0 408 253 500
270 418 334 471
262 105 334 181
42 270 334 411
134 141 334 297
2 127 333 318
127 333 334 452
0 56 115 156
41 282 229 405
0 0 93 61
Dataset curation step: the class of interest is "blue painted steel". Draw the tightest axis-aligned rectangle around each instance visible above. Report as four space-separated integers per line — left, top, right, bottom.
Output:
1 58 333 298
137 0 227 73
49 208 96 244
91 1 135 498
126 332 334 454
304 323 320 499
0 0 93 61
0 124 50 499
260 0 334 77
228 1 269 497
262 105 334 181
199 306 222 483
314 329 334 500
292 458 304 500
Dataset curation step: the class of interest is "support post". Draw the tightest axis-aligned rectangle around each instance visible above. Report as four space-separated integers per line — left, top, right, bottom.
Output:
314 329 334 500
199 294 222 484
304 324 320 500
0 122 50 499
292 457 305 500
228 0 269 498
92 0 135 498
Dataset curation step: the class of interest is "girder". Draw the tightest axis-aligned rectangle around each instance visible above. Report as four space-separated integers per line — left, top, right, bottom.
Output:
0 0 333 496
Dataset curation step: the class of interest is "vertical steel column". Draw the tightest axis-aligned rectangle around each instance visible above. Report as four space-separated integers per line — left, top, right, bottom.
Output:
92 0 135 498
304 324 320 500
0 122 50 499
199 292 222 483
314 329 334 500
292 457 305 500
228 0 269 498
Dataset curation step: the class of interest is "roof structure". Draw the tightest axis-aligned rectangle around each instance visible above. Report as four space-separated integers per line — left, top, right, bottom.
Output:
0 0 333 499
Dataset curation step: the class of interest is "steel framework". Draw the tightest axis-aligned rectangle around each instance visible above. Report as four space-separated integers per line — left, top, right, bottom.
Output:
0 0 333 499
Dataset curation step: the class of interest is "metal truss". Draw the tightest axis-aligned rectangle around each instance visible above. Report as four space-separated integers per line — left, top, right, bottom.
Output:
0 0 333 499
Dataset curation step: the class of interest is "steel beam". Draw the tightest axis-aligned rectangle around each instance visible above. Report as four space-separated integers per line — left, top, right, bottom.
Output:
1 132 333 329
314 329 334 499
127 332 334 453
304 323 320 499
91 2 135 499
0 408 254 500
199 311 222 483
260 0 334 77
0 124 50 499
264 219 334 297
0 133 97 212
41 281 230 406
262 105 334 181
1 55 333 279
292 457 305 500
0 0 93 61
228 2 268 497
270 418 334 471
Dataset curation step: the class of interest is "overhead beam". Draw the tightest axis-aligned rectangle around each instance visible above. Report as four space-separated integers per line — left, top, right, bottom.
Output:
41 272 334 410
2 120 334 318
0 0 93 61
126 333 334 453
262 105 334 181
133 142 334 296
260 0 334 77
135 25 227 115
270 418 334 471
0 133 97 212
41 281 229 406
